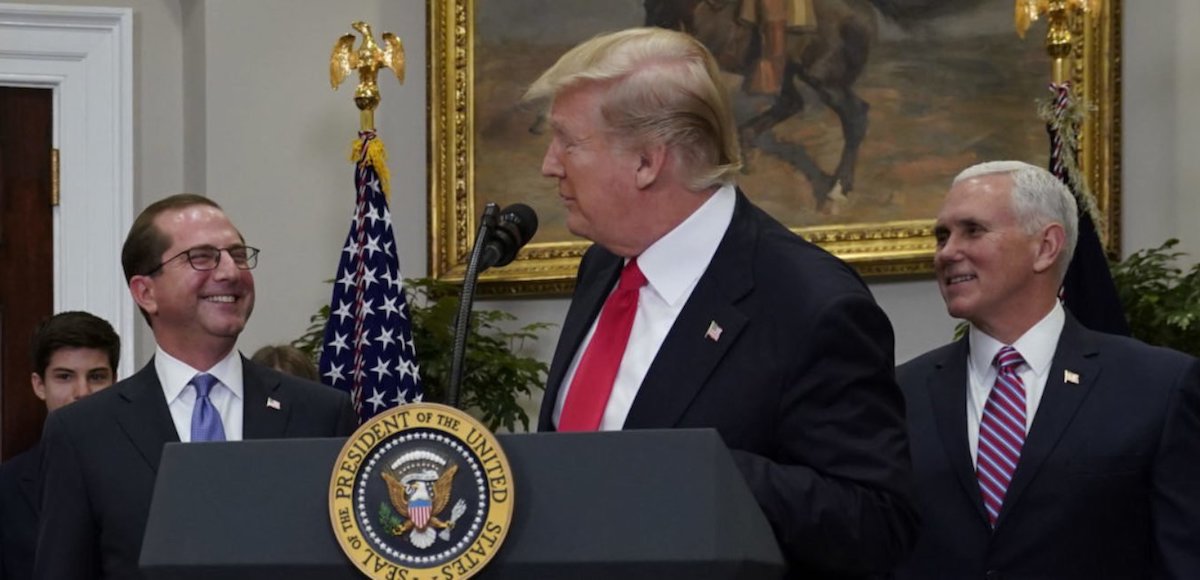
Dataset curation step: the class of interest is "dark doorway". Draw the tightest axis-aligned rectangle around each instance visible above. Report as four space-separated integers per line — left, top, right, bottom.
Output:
0 86 55 460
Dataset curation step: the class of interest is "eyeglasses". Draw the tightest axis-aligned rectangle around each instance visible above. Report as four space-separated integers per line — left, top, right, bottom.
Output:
144 246 260 276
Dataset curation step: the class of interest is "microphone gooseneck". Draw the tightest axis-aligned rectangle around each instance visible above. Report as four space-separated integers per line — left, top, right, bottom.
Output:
446 203 539 409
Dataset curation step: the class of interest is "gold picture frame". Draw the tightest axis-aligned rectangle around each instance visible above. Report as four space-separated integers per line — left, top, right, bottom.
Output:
428 0 1121 296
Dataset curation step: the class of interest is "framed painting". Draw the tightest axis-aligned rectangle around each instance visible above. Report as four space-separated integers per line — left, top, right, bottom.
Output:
429 0 1121 295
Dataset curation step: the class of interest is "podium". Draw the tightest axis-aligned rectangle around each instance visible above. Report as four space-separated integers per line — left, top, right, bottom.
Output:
140 429 785 579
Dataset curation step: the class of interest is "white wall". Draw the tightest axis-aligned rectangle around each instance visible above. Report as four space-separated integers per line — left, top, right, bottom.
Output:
28 0 1198 373
31 0 184 360
185 0 427 357
1123 0 1181 258
1170 0 1200 261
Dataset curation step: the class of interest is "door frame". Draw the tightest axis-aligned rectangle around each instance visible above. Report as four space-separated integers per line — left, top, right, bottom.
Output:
0 3 134 377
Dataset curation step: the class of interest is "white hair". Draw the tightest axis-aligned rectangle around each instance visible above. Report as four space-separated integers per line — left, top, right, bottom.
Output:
953 161 1078 280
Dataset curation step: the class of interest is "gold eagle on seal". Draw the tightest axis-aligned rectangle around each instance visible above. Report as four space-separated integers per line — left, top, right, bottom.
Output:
381 456 467 549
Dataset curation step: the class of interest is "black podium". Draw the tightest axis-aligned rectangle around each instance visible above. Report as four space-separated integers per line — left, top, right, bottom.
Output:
140 429 784 579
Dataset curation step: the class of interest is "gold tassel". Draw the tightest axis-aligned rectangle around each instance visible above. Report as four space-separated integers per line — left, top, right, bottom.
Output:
348 135 393 201
1037 92 1103 239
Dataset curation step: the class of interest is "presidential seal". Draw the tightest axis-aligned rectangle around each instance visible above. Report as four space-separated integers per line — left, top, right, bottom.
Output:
330 403 513 579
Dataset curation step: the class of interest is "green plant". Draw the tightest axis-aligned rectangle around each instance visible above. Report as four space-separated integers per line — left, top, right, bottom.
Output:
1111 239 1200 356
293 277 552 432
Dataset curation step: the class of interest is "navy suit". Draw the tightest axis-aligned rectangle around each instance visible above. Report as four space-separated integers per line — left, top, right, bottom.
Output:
0 444 40 580
896 316 1200 579
34 357 357 580
539 193 918 578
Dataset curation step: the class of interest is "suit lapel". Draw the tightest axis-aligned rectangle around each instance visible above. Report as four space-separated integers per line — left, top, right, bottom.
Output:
538 253 623 430
114 360 180 473
242 358 291 439
996 316 1099 527
927 337 991 527
622 194 754 429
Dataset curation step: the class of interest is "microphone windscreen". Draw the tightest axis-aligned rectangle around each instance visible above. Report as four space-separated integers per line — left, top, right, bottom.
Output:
499 203 538 245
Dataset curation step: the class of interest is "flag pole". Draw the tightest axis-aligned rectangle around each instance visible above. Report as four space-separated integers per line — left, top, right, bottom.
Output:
320 22 424 423
1014 0 1104 237
1015 0 1130 335
1014 0 1096 84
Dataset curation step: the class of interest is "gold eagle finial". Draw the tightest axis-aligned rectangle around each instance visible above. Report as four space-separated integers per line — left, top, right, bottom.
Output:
330 21 405 130
1014 0 1099 83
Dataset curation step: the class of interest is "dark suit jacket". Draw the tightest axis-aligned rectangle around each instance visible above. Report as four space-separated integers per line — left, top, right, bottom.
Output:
33 357 357 580
539 193 918 578
895 316 1200 579
0 444 40 580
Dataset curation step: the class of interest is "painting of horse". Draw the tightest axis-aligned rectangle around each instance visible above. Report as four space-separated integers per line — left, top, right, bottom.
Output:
644 0 995 212
645 0 881 210
467 0 1051 251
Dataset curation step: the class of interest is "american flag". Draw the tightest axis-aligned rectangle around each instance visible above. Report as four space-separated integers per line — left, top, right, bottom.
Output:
319 130 422 423
1044 82 1129 335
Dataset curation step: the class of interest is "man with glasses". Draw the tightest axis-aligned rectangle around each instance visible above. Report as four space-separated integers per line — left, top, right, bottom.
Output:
34 194 356 580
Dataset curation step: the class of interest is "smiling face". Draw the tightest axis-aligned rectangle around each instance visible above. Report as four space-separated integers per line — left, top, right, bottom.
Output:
934 174 1047 339
130 205 255 361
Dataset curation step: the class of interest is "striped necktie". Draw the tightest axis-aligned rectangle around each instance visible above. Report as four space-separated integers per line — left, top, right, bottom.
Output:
976 346 1026 527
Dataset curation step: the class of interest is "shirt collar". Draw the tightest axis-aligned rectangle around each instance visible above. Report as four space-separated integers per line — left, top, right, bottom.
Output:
156 346 244 403
968 301 1065 380
635 184 736 306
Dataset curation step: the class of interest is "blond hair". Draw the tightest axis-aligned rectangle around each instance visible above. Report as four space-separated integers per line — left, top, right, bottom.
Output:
524 28 741 191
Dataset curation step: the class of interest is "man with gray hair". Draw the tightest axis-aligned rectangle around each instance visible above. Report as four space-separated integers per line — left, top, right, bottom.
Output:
895 160 1200 578
527 27 917 577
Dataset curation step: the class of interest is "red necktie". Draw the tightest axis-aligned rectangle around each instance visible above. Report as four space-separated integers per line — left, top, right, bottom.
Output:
558 259 647 431
976 346 1026 527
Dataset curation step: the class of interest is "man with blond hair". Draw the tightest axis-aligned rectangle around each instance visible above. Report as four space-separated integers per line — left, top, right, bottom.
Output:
527 28 917 578
896 161 1200 578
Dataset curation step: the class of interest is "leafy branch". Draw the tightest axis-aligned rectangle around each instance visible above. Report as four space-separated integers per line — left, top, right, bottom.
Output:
293 277 551 432
1110 239 1200 356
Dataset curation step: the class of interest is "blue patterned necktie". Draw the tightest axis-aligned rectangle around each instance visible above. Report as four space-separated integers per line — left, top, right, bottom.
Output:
190 373 227 442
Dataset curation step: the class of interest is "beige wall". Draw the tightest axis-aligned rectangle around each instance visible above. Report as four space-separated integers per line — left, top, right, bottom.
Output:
26 0 1199 373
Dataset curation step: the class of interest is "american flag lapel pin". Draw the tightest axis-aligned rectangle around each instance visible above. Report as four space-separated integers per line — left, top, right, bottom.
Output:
705 321 723 342
266 397 282 410
1063 370 1080 385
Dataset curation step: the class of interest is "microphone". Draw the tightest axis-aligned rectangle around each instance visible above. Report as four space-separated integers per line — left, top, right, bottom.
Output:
446 202 537 409
480 203 538 270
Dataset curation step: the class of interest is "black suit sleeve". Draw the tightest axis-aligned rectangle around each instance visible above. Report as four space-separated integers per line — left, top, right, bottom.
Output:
731 293 918 574
334 393 358 436
0 473 8 580
1152 356 1200 579
34 412 99 580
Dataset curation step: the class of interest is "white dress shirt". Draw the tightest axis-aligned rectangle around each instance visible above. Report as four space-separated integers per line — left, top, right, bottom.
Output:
156 346 245 442
553 184 737 430
965 301 1066 465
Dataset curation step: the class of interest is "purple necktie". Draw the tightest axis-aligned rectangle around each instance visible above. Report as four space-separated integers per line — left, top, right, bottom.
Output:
976 346 1026 526
190 373 227 442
